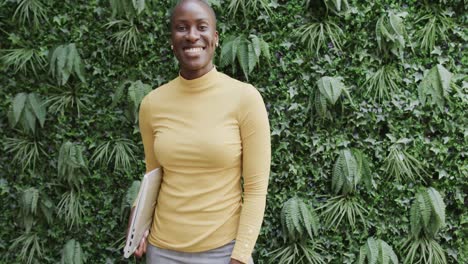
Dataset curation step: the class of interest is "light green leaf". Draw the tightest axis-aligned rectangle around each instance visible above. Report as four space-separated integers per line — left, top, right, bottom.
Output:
13 92 27 125
27 93 46 128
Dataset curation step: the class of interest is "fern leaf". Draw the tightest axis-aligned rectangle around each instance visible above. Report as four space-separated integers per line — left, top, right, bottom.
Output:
298 202 314 239
237 40 250 80
332 154 344 194
259 38 270 61
30 188 39 215
250 34 261 59
13 92 27 125
314 89 328 118
247 42 257 74
220 36 234 67
380 240 398 264
410 199 421 238
72 45 86 83
427 187 445 228
358 245 366 264
417 191 431 227
290 198 303 237
342 149 358 193
27 93 46 128
64 44 76 83
354 150 373 190
39 194 54 224
366 237 378 264
57 46 68 85
231 36 241 65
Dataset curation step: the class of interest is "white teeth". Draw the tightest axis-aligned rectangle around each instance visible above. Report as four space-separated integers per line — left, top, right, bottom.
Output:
185 47 203 53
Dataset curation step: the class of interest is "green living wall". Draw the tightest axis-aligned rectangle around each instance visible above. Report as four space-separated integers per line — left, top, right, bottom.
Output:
0 0 466 263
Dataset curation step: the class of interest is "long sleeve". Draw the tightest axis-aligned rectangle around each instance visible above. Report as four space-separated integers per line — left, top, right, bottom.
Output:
139 95 160 173
231 86 271 263
132 95 161 207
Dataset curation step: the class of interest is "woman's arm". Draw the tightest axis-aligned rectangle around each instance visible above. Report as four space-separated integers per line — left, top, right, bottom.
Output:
231 85 271 264
127 94 160 258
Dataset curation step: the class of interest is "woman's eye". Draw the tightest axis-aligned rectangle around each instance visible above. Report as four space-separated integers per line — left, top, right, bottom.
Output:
199 25 208 30
177 26 186 31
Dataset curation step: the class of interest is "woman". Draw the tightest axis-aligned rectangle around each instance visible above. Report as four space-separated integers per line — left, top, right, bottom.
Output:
129 0 271 263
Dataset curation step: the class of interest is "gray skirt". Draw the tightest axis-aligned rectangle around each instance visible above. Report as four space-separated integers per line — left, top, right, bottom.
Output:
146 240 254 264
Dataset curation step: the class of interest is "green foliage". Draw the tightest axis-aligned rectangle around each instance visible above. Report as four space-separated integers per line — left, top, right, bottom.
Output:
268 241 325 264
18 187 53 232
60 239 85 264
375 11 408 59
49 43 86 86
111 80 152 123
402 237 447 264
295 19 344 56
414 9 452 54
319 195 367 229
402 187 447 264
91 138 138 172
44 85 89 117
358 237 398 264
0 48 46 75
110 0 149 18
418 64 453 111
271 197 324 263
331 149 372 195
105 19 140 56
9 231 43 264
363 64 401 103
383 141 427 183
7 92 46 134
280 196 319 242
12 0 47 27
410 187 446 239
219 34 270 80
3 136 47 171
226 0 271 16
58 141 88 190
57 190 84 229
1 1 465 263
120 180 140 220
312 76 352 119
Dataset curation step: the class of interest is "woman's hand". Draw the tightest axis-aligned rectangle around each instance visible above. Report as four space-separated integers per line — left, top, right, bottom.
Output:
126 207 149 258
134 230 149 258
230 259 244 264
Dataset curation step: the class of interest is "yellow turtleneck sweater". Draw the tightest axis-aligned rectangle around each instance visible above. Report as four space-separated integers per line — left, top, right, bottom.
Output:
138 67 271 263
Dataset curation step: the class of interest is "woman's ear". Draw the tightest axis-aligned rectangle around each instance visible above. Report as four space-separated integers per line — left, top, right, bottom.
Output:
215 31 219 47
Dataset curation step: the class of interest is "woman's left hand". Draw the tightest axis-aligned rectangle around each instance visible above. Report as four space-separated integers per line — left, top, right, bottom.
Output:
230 259 244 264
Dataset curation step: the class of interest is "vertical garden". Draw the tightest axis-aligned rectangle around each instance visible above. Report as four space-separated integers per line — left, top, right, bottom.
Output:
0 0 466 263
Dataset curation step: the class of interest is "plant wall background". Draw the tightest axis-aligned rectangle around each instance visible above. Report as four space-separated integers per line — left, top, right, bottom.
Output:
0 0 466 263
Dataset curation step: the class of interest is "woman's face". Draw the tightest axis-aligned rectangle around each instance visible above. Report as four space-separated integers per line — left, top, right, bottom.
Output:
171 0 219 79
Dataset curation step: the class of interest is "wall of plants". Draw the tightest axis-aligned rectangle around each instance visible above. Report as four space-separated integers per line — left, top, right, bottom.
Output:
0 0 466 263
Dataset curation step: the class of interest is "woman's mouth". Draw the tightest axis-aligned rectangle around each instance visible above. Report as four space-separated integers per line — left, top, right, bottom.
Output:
184 47 205 55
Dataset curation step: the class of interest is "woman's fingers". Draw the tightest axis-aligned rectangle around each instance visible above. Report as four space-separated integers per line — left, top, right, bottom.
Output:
134 230 150 258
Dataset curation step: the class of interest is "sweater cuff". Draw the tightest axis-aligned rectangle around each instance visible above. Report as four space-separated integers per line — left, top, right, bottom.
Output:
231 224 259 263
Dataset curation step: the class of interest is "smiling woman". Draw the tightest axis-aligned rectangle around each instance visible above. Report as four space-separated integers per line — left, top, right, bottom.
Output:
126 1 271 264
170 0 219 79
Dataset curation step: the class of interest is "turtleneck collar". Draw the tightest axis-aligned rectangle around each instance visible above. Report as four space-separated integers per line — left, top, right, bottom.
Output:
177 67 219 93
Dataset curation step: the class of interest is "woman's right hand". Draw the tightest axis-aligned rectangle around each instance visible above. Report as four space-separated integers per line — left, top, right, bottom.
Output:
134 229 149 258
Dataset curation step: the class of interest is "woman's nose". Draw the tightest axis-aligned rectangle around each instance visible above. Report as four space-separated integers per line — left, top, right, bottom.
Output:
185 27 200 42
